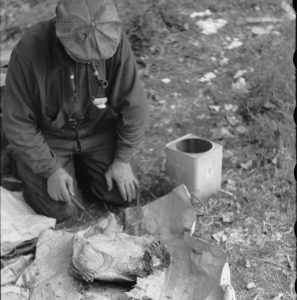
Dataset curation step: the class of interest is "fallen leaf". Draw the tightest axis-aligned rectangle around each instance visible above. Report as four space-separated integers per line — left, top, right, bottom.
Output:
224 38 242 50
221 212 234 223
271 293 284 300
233 70 247 80
196 113 206 120
281 1 295 20
245 16 279 24
240 160 253 170
210 127 234 139
200 72 216 82
226 115 240 126
190 9 212 18
196 18 227 35
247 282 256 289
251 25 274 35
223 150 234 159
235 125 248 134
263 101 275 109
221 234 228 242
246 260 251 268
212 231 225 243
209 105 220 112
232 77 248 92
224 104 238 112
220 57 229 65
161 78 171 84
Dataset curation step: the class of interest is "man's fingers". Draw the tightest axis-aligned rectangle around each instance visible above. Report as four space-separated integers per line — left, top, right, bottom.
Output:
47 187 58 201
117 181 127 202
132 175 139 188
129 181 137 200
60 182 71 203
66 177 74 197
105 173 113 191
51 192 59 201
125 182 133 202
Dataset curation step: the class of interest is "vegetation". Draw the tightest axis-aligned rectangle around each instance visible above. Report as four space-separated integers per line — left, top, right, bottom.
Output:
1 0 295 299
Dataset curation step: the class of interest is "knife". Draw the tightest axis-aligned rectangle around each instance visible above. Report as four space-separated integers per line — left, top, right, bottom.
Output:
70 195 94 221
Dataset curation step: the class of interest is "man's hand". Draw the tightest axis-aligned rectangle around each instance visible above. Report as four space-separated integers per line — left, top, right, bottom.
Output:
105 160 138 202
47 167 74 202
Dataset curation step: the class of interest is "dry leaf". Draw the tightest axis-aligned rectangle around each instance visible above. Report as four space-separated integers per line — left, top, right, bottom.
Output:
247 282 256 289
209 105 220 112
251 25 274 35
161 78 171 84
233 70 247 79
240 160 253 170
190 10 212 18
221 212 234 223
200 72 216 82
272 292 284 299
235 125 248 134
225 38 242 50
212 231 225 243
196 18 227 35
245 259 251 268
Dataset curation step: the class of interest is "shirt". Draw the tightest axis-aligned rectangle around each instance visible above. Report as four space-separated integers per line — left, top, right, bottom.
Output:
2 19 148 177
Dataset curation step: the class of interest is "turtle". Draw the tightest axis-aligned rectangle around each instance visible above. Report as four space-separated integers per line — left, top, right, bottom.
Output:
71 214 170 283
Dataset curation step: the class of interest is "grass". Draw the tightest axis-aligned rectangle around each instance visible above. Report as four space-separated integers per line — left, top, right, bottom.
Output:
1 0 295 299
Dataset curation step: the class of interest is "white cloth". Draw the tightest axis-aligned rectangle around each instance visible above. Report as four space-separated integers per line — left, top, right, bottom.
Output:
0 187 56 256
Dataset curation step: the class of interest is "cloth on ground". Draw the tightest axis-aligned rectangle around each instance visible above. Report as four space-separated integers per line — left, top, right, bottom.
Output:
0 187 56 256
15 184 235 300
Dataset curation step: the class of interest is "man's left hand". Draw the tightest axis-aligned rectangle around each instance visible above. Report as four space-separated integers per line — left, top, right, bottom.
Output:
105 160 138 202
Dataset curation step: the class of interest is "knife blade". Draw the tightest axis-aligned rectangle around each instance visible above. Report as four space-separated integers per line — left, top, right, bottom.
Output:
70 195 94 221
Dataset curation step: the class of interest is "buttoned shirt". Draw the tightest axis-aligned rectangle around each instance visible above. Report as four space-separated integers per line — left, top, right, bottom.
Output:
2 19 148 177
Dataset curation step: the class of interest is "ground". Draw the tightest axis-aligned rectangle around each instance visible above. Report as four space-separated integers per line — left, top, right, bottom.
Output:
1 0 296 299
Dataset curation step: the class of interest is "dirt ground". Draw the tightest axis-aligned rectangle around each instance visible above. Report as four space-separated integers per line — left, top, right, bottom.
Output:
1 0 296 299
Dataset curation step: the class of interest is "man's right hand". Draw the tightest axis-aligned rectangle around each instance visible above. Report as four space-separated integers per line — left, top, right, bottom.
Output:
47 167 74 202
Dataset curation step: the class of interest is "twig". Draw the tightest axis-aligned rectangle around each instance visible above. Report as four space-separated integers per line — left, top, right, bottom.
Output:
262 259 290 270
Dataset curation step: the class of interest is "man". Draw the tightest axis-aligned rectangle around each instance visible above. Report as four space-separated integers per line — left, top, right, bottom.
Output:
2 0 148 221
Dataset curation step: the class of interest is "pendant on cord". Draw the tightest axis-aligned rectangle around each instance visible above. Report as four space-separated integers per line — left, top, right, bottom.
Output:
91 62 108 88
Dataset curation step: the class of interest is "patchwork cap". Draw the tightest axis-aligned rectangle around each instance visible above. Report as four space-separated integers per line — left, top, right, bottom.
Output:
56 0 122 62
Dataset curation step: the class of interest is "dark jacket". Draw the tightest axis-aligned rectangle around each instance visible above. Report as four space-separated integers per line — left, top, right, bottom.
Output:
2 19 148 177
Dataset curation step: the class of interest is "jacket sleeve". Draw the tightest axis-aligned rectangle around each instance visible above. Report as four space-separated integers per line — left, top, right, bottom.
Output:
107 33 149 163
2 50 61 178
